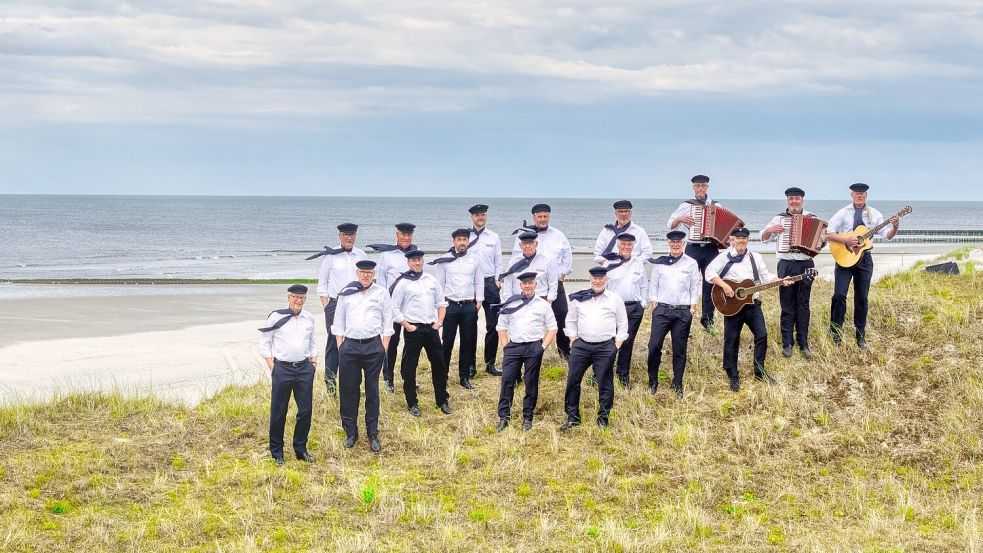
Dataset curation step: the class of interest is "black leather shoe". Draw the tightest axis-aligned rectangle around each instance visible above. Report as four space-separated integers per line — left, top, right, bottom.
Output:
673 384 684 398
559 420 580 432
486 363 502 376
648 384 658 395
409 404 421 417
273 456 285 467
495 419 509 432
729 377 741 392
438 403 452 415
296 451 316 463
460 378 474 390
343 435 357 449
755 371 776 384
384 379 394 393
857 339 868 350
782 346 793 358
832 334 843 346
801 347 812 359
522 419 532 431
369 437 382 453
596 419 609 430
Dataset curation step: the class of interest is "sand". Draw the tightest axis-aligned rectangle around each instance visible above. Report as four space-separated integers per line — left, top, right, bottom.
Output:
0 244 971 406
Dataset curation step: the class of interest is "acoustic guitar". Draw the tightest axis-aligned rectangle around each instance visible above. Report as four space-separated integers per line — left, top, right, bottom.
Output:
828 206 912 268
711 269 818 316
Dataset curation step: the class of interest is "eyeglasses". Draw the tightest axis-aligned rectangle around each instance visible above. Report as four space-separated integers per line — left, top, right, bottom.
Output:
288 294 307 300
668 239 685 244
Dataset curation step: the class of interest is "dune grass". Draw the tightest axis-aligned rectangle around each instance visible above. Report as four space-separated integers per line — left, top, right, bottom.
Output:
1 264 981 551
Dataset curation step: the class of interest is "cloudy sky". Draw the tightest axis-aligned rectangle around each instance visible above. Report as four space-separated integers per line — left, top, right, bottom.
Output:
1 1 981 199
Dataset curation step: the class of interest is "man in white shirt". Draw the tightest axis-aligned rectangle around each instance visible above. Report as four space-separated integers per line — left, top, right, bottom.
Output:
598 233 649 388
825 183 900 349
759 187 821 358
512 204 573 359
259 284 319 466
309 222 367 394
500 232 560 305
706 227 792 392
561 266 629 431
367 223 417 390
467 204 505 377
494 271 558 432
666 175 723 333
646 231 703 398
432 228 484 389
593 200 653 263
391 249 452 417
331 261 394 453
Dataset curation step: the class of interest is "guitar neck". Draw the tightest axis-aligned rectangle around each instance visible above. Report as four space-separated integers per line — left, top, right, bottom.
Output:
862 208 907 240
744 274 804 294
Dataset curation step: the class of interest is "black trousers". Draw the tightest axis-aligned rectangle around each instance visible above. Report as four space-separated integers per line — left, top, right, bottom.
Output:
564 338 617 424
778 258 815 348
322 299 339 380
339 337 385 439
830 251 874 342
383 323 402 382
400 324 449 408
482 277 501 365
442 301 479 380
615 302 644 379
497 340 545 420
646 305 693 388
553 281 570 357
269 360 315 459
685 243 720 327
723 302 768 380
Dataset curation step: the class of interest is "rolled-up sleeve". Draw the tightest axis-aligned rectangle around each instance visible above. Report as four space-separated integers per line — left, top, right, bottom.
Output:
259 314 275 357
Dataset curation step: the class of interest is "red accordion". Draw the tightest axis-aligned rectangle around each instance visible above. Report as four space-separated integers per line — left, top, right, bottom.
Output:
688 204 744 248
777 214 827 257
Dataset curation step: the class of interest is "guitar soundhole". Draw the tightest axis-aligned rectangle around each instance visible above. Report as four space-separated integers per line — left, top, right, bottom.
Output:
735 289 746 300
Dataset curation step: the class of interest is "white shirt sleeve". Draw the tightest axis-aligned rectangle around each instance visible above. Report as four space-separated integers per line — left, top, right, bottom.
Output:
564 299 580 338
492 235 503 277
647 266 660 305
827 207 850 235
434 279 448 309
638 263 649 302
592 229 608 261
559 235 573 275
473 262 484 302
705 254 727 282
754 253 778 283
544 304 558 331
638 232 654 259
546 262 560 301
259 313 276 357
381 292 395 336
496 311 510 333
615 300 629 341
668 203 689 229
689 262 702 304
331 298 348 336
305 315 317 359
760 215 782 241
317 257 331 297
390 284 406 323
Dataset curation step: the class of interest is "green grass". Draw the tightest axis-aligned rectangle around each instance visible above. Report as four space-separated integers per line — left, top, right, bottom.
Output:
0 264 981 550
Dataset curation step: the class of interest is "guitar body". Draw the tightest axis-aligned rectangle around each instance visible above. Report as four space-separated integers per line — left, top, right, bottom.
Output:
711 278 756 317
828 225 873 268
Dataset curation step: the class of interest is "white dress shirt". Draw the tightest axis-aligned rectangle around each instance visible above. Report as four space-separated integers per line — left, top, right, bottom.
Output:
667 198 721 243
469 227 502 279
511 226 573 276
648 254 702 306
705 248 778 301
601 256 649 303
331 284 395 339
259 310 318 362
759 210 819 261
432 252 484 302
496 296 558 343
827 204 893 238
564 290 629 342
316 247 368 298
376 249 411 291
500 253 560 301
593 221 653 262
391 274 447 324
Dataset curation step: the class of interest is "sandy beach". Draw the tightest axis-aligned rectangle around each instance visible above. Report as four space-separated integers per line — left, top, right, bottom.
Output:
0 244 971 406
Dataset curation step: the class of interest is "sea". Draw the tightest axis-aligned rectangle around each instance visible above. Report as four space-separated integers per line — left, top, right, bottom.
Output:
2 195 981 284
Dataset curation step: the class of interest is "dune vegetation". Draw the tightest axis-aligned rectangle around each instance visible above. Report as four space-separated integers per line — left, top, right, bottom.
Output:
1 258 981 551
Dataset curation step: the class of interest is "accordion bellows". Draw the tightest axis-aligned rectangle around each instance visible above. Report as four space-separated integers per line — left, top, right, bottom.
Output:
688 204 744 248
778 214 828 257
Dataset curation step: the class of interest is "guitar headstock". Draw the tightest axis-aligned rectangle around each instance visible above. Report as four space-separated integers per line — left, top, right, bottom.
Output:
803 268 818 282
897 206 913 218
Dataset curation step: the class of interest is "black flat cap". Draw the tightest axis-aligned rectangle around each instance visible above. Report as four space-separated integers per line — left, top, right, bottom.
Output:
784 187 805 197
337 223 358 233
395 223 416 233
452 228 471 238
730 227 750 237
404 249 425 259
287 284 308 294
613 200 633 209
691 175 710 184
849 183 869 192
356 260 376 270
616 233 636 242
518 232 539 242
531 203 551 214
516 271 538 282
666 230 687 240
588 266 608 276
468 204 489 214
